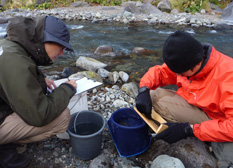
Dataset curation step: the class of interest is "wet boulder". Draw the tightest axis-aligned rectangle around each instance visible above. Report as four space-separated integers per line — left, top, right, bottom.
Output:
133 47 150 54
76 56 107 71
94 45 114 56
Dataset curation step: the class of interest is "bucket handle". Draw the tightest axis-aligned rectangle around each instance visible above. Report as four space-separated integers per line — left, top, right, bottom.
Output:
73 112 81 134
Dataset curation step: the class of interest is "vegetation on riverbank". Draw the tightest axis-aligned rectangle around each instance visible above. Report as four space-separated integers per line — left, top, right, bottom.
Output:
0 0 232 13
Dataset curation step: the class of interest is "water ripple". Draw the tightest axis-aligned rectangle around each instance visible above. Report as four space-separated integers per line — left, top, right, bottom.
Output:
68 25 84 30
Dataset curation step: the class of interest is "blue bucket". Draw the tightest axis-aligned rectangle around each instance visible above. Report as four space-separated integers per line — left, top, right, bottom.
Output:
107 108 151 157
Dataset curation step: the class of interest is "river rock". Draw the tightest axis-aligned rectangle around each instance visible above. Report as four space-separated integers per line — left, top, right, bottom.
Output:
121 1 137 7
94 45 113 56
157 0 171 13
142 138 217 168
124 3 141 14
214 21 231 30
61 67 74 78
119 71 129 82
211 142 233 163
151 155 185 168
89 154 111 168
142 0 154 4
113 99 129 108
76 56 107 71
107 71 119 84
116 157 139 167
97 68 110 78
136 1 143 7
70 1 90 7
69 71 103 83
1 0 9 6
123 10 133 17
222 2 233 23
133 47 149 54
121 82 138 98
0 18 8 24
171 8 179 15
140 3 164 15
209 2 223 14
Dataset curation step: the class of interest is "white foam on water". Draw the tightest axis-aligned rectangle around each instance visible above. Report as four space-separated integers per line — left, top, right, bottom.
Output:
0 32 6 38
208 30 217 33
69 25 84 30
158 30 174 34
185 29 195 34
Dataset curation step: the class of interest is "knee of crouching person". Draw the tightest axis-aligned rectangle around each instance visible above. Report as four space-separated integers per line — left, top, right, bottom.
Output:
61 108 71 124
56 108 71 133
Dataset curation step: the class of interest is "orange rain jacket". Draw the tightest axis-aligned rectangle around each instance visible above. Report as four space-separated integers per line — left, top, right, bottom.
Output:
139 44 233 142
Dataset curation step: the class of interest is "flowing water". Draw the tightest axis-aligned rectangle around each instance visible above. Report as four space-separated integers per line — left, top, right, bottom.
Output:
1 20 233 83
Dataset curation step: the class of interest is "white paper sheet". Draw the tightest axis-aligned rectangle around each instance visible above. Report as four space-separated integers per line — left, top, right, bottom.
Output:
53 77 102 95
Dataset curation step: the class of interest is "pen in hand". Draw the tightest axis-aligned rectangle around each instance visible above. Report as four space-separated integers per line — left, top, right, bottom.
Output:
66 78 77 89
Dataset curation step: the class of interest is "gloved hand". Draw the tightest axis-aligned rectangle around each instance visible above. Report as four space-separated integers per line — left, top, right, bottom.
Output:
136 88 152 119
155 122 194 144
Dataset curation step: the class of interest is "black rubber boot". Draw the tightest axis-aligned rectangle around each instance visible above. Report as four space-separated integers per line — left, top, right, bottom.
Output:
0 144 29 168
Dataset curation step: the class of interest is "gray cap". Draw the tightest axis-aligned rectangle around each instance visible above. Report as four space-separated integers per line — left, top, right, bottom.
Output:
43 16 73 52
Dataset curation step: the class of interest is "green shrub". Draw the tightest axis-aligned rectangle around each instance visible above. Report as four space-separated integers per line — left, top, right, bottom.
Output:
91 0 121 6
170 0 211 13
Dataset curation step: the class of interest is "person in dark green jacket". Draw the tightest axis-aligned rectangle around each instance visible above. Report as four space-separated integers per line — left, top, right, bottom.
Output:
0 16 77 168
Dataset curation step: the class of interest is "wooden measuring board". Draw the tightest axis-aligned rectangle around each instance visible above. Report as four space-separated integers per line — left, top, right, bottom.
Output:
134 107 168 134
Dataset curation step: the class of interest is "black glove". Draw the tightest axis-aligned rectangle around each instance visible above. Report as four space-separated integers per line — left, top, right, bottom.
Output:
136 87 152 119
155 122 194 144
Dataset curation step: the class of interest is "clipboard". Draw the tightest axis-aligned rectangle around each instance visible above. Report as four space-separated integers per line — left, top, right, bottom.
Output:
134 107 168 134
54 77 102 95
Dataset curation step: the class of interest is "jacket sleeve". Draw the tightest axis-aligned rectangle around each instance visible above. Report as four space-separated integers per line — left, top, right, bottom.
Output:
0 56 76 127
194 82 233 142
194 116 233 142
139 63 177 89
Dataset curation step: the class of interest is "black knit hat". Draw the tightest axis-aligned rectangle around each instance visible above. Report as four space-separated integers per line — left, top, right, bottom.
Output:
162 31 203 73
43 16 73 52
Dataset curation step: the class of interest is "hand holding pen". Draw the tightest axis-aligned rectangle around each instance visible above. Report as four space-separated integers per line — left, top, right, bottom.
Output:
66 78 77 89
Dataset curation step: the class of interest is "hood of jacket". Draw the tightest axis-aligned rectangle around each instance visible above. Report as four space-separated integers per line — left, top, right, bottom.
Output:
6 16 52 66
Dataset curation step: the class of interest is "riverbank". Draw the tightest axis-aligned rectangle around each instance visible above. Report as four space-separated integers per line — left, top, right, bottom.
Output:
1 4 230 168
0 3 229 30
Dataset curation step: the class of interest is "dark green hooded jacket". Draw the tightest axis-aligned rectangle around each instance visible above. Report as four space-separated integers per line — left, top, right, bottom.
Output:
0 16 76 127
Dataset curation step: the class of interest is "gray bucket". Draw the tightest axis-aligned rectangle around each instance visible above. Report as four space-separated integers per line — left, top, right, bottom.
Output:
67 110 106 160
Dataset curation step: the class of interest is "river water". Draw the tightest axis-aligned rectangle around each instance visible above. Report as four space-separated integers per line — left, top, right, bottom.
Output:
1 20 233 83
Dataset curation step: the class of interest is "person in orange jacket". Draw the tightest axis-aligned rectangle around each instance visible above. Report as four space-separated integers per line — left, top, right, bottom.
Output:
136 30 233 165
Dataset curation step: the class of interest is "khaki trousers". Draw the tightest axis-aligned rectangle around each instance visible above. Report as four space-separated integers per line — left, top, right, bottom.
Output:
151 88 233 163
150 88 210 124
0 108 70 144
